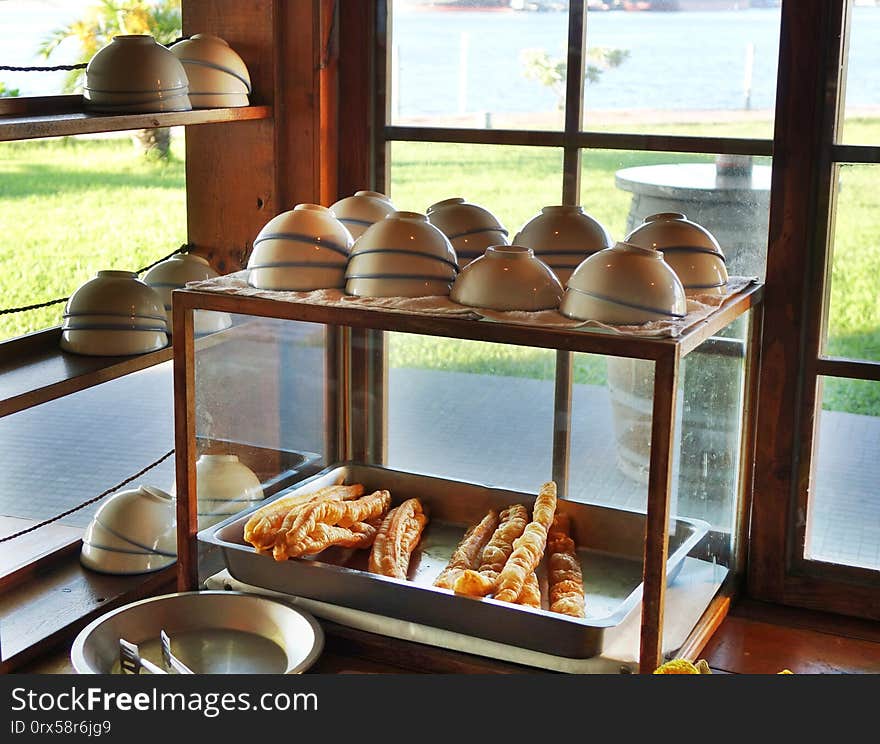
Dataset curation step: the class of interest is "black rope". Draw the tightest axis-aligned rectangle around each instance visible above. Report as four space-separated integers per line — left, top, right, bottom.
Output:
0 448 175 543
0 243 193 317
0 37 190 73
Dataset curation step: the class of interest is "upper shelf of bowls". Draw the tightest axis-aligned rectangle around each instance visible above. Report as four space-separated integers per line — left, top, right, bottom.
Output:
247 191 729 326
83 32 251 113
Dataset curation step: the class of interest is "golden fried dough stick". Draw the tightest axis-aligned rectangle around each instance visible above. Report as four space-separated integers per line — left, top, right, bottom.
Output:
433 509 499 590
273 490 391 561
547 512 586 618
452 503 528 597
515 571 542 609
243 483 364 551
368 498 429 579
493 481 558 604
284 519 380 559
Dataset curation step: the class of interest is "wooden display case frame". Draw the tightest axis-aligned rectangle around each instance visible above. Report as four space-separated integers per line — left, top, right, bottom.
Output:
171 281 764 673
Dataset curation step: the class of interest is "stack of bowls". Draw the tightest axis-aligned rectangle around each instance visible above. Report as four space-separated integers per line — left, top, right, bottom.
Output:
60 270 169 356
329 191 396 240
195 454 264 528
247 204 354 291
624 212 729 296
345 211 458 298
450 245 563 312
513 205 614 284
80 486 176 575
426 197 509 268
142 253 232 336
84 34 191 113
169 34 251 108
560 241 687 325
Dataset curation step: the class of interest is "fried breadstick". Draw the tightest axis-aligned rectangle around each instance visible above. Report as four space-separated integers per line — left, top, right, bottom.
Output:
368 498 428 579
452 503 528 597
493 481 557 604
273 490 391 561
515 571 541 609
244 483 364 551
547 512 586 618
433 509 499 590
285 519 381 558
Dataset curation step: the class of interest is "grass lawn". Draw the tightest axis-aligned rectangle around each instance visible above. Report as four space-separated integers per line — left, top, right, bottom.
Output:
1 120 877 414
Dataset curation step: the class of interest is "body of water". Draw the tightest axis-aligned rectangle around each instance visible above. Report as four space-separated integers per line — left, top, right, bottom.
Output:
1 1 878 118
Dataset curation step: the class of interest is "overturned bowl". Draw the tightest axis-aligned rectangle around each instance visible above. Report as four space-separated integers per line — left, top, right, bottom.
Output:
195 454 264 528
84 35 191 113
60 270 168 356
142 253 232 335
330 190 396 240
70 591 325 674
560 241 687 324
80 485 176 576
248 204 354 291
513 205 613 285
624 212 728 295
450 245 563 311
345 211 458 298
169 34 251 108
426 197 509 267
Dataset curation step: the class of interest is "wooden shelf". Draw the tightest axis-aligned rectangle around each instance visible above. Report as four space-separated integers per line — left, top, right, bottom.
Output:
0 103 272 142
0 327 173 418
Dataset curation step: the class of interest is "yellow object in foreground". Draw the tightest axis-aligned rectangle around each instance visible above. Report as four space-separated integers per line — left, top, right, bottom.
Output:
653 659 713 674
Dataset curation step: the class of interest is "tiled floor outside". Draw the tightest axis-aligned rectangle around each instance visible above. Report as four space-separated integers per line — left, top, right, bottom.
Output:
0 361 877 571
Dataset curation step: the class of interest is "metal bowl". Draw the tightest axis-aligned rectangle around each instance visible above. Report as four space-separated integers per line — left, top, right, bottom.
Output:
70 591 324 674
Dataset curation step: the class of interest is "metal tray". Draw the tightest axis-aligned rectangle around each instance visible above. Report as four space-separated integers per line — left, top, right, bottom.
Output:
199 463 709 659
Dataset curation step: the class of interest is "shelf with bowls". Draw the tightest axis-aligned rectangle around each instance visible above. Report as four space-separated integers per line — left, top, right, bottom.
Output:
0 103 272 143
0 327 173 418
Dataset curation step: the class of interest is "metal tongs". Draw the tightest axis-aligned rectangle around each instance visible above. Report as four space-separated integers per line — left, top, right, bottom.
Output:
119 638 166 675
160 629 195 674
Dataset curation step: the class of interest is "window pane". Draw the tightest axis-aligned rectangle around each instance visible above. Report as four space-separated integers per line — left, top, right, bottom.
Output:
390 4 567 130
388 141 564 237
581 149 772 280
823 164 880 364
806 377 880 571
839 4 880 145
386 333 554 493
0 132 187 341
582 4 781 139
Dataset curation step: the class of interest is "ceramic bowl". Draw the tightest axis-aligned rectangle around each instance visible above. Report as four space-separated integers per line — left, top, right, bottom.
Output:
345 211 458 297
143 253 232 335
450 245 563 311
560 241 687 324
329 190 396 239
426 197 509 267
80 486 176 575
60 270 169 356
84 35 191 113
195 454 264 527
248 204 354 291
624 212 728 295
169 34 251 108
513 205 614 285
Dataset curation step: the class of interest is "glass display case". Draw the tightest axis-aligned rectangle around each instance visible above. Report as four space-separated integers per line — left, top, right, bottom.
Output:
171 275 763 673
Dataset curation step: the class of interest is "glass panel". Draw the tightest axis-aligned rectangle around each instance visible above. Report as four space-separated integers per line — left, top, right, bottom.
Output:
581 149 772 280
194 315 329 535
806 377 880 571
823 164 880 364
0 0 182 99
839 4 880 145
388 141 564 240
390 3 567 130
386 333 554 493
0 362 175 576
582 4 781 139
0 132 188 342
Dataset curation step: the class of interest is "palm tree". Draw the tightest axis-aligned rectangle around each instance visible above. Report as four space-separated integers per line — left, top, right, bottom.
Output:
38 0 182 158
